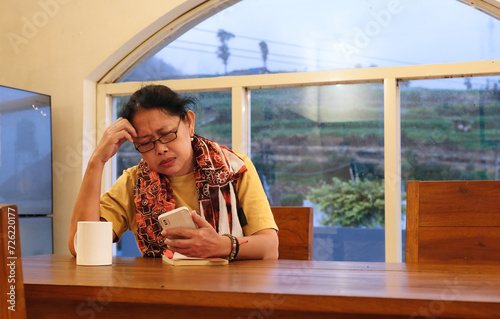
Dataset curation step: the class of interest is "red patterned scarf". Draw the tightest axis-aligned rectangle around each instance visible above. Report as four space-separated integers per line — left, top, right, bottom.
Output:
134 135 247 257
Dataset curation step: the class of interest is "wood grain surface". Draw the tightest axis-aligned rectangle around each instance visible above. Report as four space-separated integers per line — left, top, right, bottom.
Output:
23 254 500 319
406 180 500 264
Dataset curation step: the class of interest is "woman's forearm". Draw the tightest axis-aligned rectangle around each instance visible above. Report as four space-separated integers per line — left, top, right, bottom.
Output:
236 228 279 260
67 158 106 256
68 118 136 256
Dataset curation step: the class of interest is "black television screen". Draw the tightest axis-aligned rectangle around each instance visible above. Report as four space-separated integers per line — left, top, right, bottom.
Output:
0 85 52 216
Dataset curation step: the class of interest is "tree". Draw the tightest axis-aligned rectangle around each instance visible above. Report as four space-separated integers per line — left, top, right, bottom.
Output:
216 29 235 74
306 177 385 228
464 78 472 90
259 40 268 71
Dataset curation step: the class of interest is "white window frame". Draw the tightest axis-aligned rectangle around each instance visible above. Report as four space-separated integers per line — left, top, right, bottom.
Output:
96 0 500 262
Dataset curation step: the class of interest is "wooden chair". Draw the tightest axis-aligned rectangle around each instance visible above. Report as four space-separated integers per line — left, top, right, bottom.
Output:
1 204 27 318
405 180 500 264
271 206 313 260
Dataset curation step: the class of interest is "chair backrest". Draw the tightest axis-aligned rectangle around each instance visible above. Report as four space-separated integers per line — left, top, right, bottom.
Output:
1 204 27 318
405 181 500 264
271 206 313 260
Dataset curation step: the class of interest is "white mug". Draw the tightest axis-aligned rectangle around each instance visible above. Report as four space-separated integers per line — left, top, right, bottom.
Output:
74 221 113 266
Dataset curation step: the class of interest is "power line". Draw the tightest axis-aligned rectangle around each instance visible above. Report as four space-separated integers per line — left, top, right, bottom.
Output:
194 28 329 52
193 27 419 65
167 44 349 69
174 40 351 68
161 27 420 72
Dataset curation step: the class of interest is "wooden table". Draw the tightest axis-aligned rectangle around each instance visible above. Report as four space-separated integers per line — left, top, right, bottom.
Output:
22 255 500 319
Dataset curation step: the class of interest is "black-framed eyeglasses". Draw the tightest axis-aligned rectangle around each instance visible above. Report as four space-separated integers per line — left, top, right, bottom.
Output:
134 113 185 153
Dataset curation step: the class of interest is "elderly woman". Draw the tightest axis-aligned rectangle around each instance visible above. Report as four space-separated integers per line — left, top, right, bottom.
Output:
68 85 278 260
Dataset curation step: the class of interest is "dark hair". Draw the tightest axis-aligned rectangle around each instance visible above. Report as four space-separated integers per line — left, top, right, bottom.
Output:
121 85 196 123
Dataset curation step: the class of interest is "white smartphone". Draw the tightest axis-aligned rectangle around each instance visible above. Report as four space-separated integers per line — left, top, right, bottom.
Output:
158 206 197 231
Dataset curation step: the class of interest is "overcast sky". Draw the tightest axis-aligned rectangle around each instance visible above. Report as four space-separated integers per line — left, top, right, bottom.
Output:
153 0 499 89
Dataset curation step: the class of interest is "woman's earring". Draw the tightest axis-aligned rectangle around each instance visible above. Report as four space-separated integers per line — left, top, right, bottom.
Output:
190 136 194 141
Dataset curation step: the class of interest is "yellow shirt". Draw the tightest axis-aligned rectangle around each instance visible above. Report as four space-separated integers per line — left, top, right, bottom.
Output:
100 153 277 241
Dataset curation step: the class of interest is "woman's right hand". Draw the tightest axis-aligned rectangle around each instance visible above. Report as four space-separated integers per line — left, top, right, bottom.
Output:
92 117 137 164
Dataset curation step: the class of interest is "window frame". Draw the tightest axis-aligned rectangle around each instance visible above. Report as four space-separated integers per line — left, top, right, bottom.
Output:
96 0 500 262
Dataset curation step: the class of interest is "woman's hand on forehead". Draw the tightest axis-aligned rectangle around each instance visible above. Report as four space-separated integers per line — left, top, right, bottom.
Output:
92 117 138 164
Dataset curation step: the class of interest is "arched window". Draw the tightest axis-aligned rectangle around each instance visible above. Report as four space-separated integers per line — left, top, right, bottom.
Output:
100 0 500 261
119 0 499 81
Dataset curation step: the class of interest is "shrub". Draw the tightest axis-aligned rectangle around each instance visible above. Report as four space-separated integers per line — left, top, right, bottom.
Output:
306 177 385 228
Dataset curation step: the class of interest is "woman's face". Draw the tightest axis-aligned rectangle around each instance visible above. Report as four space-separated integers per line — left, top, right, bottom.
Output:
132 108 195 177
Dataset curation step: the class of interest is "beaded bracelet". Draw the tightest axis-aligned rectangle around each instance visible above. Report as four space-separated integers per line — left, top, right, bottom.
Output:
223 233 239 261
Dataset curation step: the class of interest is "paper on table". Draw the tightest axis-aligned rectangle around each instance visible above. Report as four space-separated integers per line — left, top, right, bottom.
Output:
162 251 228 266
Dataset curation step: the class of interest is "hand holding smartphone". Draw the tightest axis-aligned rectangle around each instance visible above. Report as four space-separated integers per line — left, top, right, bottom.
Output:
158 207 197 238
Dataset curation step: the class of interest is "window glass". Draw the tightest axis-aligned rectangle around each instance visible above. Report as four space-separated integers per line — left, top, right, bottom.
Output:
119 0 500 82
400 75 500 260
184 91 232 147
401 76 500 183
109 0 500 260
251 84 385 261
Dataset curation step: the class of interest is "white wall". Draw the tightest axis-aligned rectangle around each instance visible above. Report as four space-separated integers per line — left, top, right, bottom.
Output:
0 0 198 253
